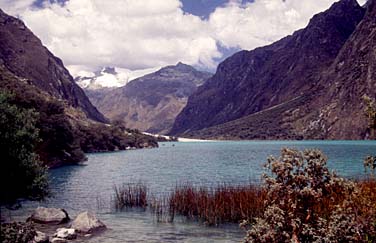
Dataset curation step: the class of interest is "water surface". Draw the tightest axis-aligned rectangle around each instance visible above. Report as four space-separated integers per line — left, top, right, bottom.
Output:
6 140 376 242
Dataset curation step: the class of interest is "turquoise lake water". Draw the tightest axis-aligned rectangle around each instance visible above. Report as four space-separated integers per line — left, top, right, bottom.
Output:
5 140 376 242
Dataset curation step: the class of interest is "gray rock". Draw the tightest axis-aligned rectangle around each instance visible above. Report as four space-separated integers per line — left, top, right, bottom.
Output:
54 228 77 240
71 211 106 233
50 238 67 243
28 207 69 225
33 231 49 243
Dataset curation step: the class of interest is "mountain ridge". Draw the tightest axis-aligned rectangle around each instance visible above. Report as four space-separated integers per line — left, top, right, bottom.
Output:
85 62 212 134
170 0 374 140
0 9 158 167
0 9 107 123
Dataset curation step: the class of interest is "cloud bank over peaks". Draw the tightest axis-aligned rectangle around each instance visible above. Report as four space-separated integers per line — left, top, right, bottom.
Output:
14 0 221 72
0 0 368 74
208 0 351 50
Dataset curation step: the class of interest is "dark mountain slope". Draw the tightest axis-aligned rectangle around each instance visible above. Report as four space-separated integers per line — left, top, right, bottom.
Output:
0 9 107 123
87 63 211 134
178 95 311 140
0 9 157 167
308 0 376 139
170 0 365 136
172 0 376 140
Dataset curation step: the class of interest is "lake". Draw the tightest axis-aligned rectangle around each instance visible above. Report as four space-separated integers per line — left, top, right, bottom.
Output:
4 140 376 242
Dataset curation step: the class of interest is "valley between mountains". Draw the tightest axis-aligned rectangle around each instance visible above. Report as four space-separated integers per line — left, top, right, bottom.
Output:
1 0 375 172
74 0 376 140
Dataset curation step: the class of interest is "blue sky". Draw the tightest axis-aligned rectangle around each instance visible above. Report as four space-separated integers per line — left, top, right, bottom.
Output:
181 0 232 19
32 0 249 19
0 0 365 76
181 0 257 19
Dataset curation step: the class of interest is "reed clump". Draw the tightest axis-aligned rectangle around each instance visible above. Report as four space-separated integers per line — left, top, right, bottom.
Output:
149 195 175 223
168 183 266 225
113 182 147 210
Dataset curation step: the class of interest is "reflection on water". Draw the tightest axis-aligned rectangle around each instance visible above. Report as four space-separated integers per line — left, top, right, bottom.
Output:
4 140 376 242
86 211 244 243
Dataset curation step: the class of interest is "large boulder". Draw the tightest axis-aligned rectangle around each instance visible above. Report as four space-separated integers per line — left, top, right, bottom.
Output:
28 207 69 225
54 228 77 240
70 211 106 233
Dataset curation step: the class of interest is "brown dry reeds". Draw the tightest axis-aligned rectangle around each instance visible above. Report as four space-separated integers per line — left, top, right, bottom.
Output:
169 183 266 225
113 182 147 210
112 178 376 228
149 195 175 223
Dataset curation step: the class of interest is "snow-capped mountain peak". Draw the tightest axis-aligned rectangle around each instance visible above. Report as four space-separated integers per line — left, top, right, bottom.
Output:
75 66 161 90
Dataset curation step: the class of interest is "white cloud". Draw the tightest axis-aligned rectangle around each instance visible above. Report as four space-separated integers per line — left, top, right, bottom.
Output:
1 0 221 72
208 0 351 50
75 66 162 89
0 0 368 75
0 0 35 15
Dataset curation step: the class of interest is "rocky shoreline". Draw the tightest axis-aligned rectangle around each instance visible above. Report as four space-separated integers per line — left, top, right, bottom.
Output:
2 207 106 243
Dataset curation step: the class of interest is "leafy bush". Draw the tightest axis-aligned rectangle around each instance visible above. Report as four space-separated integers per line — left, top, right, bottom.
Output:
363 95 376 139
0 92 48 203
0 222 36 243
78 123 158 153
364 155 376 174
0 71 86 167
35 99 86 167
244 148 376 243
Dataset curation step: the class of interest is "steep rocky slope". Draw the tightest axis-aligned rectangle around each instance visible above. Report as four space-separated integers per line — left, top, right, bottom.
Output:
310 0 376 139
171 0 375 140
0 9 157 167
86 63 211 134
0 9 107 123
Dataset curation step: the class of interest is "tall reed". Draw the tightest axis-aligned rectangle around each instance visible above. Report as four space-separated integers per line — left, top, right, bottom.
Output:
169 183 266 225
149 195 175 223
113 182 147 210
112 179 375 230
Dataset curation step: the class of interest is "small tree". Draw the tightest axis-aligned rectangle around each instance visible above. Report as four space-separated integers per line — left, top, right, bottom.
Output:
362 95 376 177
364 156 376 175
0 91 48 203
362 95 376 139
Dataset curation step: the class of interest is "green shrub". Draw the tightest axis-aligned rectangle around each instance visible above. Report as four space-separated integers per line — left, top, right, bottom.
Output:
35 99 86 166
0 222 36 243
0 91 48 203
78 122 158 153
363 95 376 139
364 155 376 174
0 72 86 167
